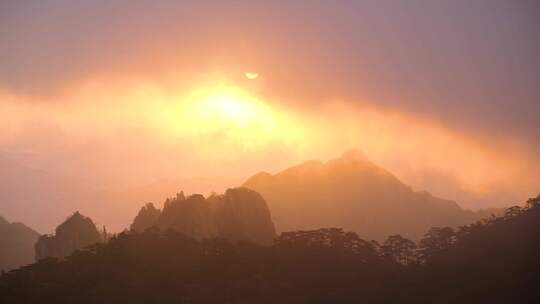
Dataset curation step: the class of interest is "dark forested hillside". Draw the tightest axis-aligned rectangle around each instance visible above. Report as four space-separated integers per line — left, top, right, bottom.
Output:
1 195 538 304
244 150 502 240
0 216 39 272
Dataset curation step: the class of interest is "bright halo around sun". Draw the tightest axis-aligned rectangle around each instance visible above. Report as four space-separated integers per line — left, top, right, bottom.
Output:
244 72 258 80
163 84 304 151
192 86 264 127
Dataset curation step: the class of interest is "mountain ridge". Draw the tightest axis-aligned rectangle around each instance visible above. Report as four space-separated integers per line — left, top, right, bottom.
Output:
244 150 501 241
35 211 103 261
130 187 276 245
0 215 40 271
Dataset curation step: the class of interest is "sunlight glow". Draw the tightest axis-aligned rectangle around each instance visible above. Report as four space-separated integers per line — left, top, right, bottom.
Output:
162 84 305 152
197 88 261 124
3 77 535 202
245 72 259 80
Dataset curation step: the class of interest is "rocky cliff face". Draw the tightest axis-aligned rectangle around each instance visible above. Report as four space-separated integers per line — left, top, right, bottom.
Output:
244 150 500 241
0 216 40 271
131 203 162 232
35 212 102 260
211 188 276 245
130 188 276 245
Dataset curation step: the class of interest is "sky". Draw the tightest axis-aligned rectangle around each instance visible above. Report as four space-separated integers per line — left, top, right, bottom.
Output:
1 1 539 230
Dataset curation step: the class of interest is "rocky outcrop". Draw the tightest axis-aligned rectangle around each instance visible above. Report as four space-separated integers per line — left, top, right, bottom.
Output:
129 188 276 245
243 149 501 241
0 216 40 271
214 188 276 245
159 193 214 239
35 212 102 260
130 203 161 232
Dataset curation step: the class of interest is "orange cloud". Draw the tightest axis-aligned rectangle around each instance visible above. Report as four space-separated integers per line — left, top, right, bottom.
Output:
1 74 538 209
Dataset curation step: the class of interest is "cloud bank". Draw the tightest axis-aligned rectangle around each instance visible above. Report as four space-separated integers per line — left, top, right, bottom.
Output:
1 0 539 222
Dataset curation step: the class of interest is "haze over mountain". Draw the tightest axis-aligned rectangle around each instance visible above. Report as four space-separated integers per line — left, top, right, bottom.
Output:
1 149 504 239
28 186 274 264
2 1 539 222
244 150 499 241
0 216 39 271
3 195 538 303
0 152 233 233
0 153 87 233
0 2 538 302
35 212 103 261
131 187 275 245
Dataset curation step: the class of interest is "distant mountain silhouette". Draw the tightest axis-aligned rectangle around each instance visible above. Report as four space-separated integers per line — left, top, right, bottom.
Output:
131 202 162 232
244 149 500 240
130 187 276 245
0 216 39 271
35 212 103 260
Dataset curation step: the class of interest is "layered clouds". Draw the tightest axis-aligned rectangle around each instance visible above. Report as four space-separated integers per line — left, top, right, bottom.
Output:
1 0 539 222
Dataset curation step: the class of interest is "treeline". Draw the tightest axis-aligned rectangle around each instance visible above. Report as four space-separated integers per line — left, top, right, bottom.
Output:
1 195 539 304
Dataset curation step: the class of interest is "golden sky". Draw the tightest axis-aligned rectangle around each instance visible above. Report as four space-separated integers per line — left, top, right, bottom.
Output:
1 71 538 211
1 1 539 230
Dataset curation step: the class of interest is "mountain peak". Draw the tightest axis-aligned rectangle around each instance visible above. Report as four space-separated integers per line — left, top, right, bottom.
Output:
37 212 102 261
0 215 40 271
129 187 276 244
243 150 487 241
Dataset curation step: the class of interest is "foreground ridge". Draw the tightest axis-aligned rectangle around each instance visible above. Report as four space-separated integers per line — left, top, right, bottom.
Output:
1 195 538 303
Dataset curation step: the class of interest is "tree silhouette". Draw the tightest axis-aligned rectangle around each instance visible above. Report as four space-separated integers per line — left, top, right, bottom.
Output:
1 194 539 304
381 234 417 265
504 206 523 218
526 194 540 209
418 226 455 262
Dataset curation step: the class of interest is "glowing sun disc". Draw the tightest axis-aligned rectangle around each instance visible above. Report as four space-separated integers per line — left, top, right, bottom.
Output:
245 72 259 80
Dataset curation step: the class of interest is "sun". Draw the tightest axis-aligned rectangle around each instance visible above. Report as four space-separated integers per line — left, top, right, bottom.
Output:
159 84 302 150
245 72 259 80
205 91 258 123
189 85 268 128
149 82 305 154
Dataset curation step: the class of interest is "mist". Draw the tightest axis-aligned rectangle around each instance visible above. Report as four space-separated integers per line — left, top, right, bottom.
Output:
1 75 538 210
1 0 539 231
